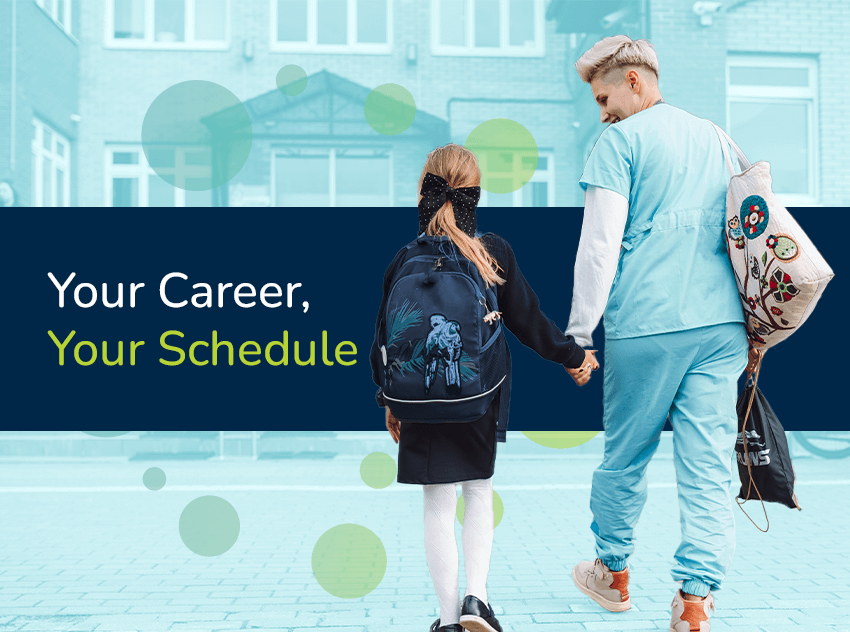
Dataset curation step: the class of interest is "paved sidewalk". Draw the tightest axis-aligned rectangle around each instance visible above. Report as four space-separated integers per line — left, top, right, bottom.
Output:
0 433 848 632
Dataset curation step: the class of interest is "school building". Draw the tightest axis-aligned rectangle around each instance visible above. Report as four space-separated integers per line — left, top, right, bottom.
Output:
1 0 848 209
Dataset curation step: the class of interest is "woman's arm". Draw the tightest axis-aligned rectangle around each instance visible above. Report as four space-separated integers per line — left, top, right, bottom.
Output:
566 186 629 348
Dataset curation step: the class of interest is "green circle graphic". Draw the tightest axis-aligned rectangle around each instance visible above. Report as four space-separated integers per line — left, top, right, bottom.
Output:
364 84 416 136
276 65 308 96
457 490 504 528
143 467 166 491
360 452 397 489
521 431 600 449
141 80 253 191
81 431 130 437
312 524 387 599
464 119 538 194
179 496 240 557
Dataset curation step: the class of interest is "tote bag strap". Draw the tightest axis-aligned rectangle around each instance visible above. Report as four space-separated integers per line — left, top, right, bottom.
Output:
736 350 770 532
711 122 752 177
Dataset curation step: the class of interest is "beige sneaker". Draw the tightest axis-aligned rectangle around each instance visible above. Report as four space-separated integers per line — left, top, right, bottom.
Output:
670 590 714 631
571 559 631 612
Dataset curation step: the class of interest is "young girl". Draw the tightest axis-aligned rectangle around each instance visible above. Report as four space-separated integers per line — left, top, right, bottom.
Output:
370 143 597 632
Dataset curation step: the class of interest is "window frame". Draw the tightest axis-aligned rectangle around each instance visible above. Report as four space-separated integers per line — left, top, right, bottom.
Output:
269 0 393 54
431 0 545 58
480 150 554 207
104 0 231 51
34 0 74 38
104 145 213 207
270 146 394 207
726 55 819 206
32 119 71 207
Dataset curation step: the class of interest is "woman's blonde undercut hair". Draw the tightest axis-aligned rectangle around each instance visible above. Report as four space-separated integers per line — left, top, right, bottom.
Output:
575 35 659 84
417 144 504 287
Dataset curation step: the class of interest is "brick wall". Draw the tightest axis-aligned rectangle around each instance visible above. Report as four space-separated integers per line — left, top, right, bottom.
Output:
75 0 574 207
5 0 80 207
649 0 728 124
0 2 12 184
645 0 849 206
725 0 850 205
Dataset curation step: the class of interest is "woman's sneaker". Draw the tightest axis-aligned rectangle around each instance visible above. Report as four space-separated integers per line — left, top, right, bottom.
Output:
572 559 631 612
669 591 714 632
459 595 502 632
429 618 464 632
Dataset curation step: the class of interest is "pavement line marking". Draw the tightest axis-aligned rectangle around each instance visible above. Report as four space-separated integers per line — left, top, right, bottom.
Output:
0 480 846 493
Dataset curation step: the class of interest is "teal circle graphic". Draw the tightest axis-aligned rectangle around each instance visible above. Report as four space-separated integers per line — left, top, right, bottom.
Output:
360 452 397 489
464 119 538 194
179 496 240 557
740 195 770 239
364 84 416 136
82 431 130 437
141 80 253 191
276 65 308 96
143 467 166 491
457 490 504 528
312 524 387 598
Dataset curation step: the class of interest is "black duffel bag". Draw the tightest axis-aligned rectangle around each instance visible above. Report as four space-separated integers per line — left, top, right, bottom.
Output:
735 355 801 531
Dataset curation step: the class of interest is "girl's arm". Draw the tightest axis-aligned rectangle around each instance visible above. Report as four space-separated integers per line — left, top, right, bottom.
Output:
486 235 586 369
566 186 629 348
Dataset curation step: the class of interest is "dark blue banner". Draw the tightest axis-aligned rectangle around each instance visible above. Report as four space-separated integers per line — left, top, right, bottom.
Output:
3 208 844 431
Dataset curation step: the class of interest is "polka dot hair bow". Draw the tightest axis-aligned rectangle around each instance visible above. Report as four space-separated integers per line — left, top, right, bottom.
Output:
418 172 481 238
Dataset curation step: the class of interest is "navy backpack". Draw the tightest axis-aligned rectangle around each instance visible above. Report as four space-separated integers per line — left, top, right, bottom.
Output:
376 235 508 423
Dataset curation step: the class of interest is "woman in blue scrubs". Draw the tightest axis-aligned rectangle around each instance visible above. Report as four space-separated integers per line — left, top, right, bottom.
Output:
564 35 754 632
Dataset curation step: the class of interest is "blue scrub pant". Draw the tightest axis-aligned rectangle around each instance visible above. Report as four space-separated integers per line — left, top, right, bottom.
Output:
591 323 748 597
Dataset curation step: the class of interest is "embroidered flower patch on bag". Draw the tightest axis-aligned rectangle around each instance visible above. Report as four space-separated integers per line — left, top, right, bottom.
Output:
712 123 834 350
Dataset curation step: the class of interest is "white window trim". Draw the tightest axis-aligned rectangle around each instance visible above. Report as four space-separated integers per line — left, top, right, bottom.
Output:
32 119 71 207
270 146 394 207
104 0 231 51
726 55 819 206
104 145 212 207
269 0 393 54
480 150 554 207
431 0 545 58
35 0 75 38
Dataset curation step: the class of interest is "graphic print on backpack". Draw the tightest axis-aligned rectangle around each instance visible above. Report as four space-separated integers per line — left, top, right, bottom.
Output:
382 300 477 397
424 314 463 396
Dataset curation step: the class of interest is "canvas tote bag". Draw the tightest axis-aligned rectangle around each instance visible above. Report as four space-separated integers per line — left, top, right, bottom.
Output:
712 124 834 350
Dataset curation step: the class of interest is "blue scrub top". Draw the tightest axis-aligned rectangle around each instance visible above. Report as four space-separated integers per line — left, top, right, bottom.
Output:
580 103 745 340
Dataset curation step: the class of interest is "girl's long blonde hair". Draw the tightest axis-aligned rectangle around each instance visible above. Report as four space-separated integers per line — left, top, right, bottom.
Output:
417 144 505 287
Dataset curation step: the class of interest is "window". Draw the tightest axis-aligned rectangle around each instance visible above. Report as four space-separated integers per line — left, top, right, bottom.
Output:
272 148 392 206
32 119 70 207
34 0 73 36
270 0 392 54
105 147 212 207
432 0 544 57
727 56 818 205
106 0 228 49
480 152 553 207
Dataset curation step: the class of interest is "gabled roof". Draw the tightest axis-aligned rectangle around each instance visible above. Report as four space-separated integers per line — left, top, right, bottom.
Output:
203 69 448 141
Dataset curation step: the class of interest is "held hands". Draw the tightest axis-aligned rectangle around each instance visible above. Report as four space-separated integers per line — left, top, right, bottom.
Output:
566 350 599 387
385 407 401 443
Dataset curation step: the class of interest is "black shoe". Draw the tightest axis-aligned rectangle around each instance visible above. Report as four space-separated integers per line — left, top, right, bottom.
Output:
459 595 503 632
429 618 464 632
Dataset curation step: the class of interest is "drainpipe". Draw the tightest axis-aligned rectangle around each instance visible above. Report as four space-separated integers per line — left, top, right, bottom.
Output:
10 0 16 170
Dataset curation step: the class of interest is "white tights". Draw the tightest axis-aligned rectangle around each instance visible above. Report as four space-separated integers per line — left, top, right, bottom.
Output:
423 478 494 626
